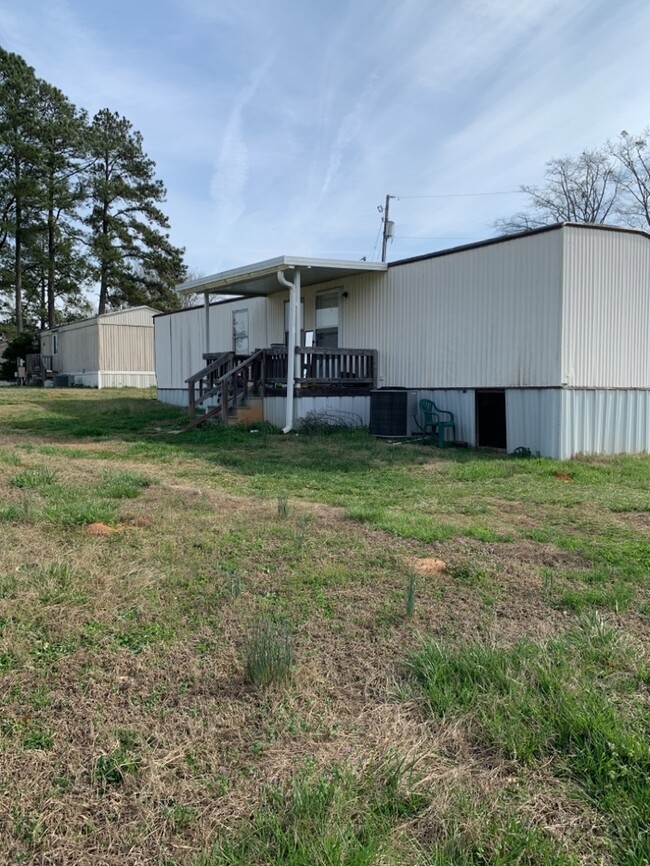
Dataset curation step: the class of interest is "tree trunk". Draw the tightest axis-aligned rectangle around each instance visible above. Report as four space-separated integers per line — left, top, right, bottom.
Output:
14 155 23 333
98 190 109 314
47 197 55 328
99 265 108 314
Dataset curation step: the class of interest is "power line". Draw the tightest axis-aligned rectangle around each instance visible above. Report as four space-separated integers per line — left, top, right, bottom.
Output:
395 235 476 241
369 220 383 261
392 190 525 199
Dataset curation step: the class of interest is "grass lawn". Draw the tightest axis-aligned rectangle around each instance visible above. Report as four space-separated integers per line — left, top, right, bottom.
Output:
0 387 649 865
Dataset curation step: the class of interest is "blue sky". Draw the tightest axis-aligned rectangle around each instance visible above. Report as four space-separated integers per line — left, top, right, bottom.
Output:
2 0 649 277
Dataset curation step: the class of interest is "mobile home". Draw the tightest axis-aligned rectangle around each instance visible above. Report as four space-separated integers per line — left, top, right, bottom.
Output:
155 224 650 458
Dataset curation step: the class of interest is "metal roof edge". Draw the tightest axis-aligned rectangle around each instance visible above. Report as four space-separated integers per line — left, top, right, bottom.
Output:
39 305 159 334
176 256 386 295
153 296 246 319
388 222 650 268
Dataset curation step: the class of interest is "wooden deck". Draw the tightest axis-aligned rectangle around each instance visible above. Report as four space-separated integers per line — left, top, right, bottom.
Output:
187 347 377 424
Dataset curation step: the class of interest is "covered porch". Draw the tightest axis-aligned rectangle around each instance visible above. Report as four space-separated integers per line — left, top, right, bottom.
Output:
176 256 386 430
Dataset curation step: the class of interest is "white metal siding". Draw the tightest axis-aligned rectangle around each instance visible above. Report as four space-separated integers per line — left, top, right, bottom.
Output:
562 227 650 388
341 231 564 388
55 321 99 374
560 389 650 458
267 294 287 344
97 307 158 326
157 388 189 407
154 297 268 389
41 332 56 356
97 373 156 389
99 323 154 373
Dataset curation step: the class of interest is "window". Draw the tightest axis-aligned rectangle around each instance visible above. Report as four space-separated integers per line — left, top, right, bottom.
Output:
315 291 339 348
232 309 249 354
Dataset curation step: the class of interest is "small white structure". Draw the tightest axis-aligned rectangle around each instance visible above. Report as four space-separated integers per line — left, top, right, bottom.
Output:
155 224 650 458
41 306 158 388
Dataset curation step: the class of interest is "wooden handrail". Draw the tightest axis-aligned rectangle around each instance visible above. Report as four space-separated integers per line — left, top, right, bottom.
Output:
219 348 264 382
185 351 233 385
187 349 264 420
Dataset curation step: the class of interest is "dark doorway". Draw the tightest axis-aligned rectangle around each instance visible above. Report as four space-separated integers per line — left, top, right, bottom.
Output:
476 390 507 449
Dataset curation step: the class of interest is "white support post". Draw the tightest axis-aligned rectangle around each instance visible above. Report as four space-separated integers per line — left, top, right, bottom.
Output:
277 268 300 432
204 292 210 355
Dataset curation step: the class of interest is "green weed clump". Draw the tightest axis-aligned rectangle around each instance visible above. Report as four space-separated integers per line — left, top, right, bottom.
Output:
423 793 577 866
36 561 75 605
92 731 142 789
202 757 426 865
98 469 152 499
226 570 243 598
0 504 20 522
243 617 293 686
405 570 416 618
10 467 57 489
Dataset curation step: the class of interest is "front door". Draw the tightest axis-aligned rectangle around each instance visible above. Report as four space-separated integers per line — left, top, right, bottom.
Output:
315 291 339 348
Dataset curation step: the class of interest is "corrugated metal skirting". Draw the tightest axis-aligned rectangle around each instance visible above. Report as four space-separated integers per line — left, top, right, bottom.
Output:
561 389 650 458
264 396 371 428
157 388 189 408
506 389 561 458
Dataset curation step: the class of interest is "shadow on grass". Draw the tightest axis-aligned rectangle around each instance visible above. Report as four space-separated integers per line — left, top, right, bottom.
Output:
0 391 188 440
0 387 526 478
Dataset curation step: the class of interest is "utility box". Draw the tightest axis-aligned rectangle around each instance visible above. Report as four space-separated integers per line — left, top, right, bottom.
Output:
369 389 418 437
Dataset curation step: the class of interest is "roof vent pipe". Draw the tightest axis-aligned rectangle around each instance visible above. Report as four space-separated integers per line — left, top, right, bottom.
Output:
277 268 301 433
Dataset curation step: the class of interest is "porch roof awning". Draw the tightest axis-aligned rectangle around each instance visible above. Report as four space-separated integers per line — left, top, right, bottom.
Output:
176 256 387 297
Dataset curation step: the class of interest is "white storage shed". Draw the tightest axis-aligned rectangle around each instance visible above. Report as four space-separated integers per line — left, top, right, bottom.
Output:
41 306 158 388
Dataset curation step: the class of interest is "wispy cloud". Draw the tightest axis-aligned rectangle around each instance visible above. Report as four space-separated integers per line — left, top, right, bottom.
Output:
319 72 380 200
210 55 274 247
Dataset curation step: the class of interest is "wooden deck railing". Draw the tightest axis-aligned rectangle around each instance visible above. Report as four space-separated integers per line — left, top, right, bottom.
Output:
262 347 377 388
25 354 54 379
186 346 377 423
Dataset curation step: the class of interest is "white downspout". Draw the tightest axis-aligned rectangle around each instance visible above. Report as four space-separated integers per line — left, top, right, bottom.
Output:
204 292 210 355
277 268 300 433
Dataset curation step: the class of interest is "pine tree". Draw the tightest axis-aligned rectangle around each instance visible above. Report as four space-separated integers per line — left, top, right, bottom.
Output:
34 81 91 328
85 109 186 313
0 49 44 332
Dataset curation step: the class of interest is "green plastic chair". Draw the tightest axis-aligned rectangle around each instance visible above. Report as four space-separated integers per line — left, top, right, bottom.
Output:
419 398 456 447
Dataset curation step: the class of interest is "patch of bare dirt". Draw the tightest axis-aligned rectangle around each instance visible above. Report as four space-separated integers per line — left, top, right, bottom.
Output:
85 522 119 536
409 557 447 576
615 511 650 529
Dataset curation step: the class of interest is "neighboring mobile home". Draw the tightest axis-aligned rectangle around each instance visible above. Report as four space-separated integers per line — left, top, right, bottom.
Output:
154 223 650 459
40 306 158 388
